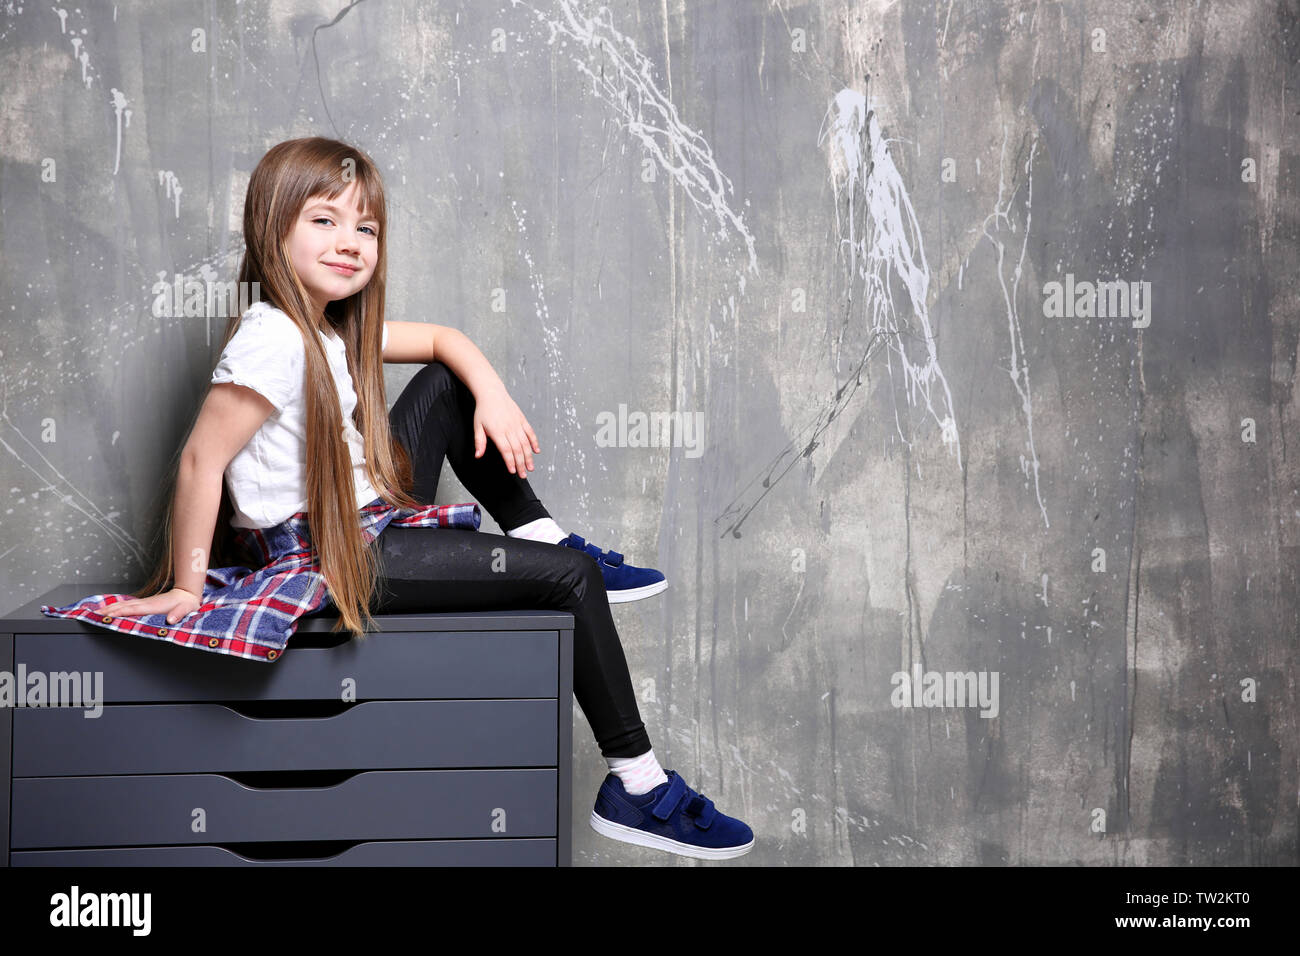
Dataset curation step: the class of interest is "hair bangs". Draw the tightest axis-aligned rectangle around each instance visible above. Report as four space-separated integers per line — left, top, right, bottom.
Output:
312 153 385 230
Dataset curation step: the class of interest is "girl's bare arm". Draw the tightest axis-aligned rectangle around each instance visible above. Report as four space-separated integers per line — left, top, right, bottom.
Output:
382 320 539 475
106 383 273 621
382 321 499 393
172 383 275 593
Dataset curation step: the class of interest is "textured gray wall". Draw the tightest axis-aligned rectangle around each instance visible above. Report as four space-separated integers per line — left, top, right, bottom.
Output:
2 0 1297 866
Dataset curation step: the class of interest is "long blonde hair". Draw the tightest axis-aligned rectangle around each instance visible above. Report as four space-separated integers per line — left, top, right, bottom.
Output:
138 136 424 637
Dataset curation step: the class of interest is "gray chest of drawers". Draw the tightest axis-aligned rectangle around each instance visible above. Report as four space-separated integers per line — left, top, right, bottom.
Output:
0 585 573 866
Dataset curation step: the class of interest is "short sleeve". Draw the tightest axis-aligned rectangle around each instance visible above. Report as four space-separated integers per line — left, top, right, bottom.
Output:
382 322 389 351
210 308 305 413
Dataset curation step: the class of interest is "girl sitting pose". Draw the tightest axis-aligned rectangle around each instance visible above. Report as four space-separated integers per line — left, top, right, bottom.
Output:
44 136 753 861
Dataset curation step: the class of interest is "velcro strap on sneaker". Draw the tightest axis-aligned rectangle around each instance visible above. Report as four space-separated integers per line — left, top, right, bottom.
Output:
603 550 624 567
651 774 689 821
686 793 717 829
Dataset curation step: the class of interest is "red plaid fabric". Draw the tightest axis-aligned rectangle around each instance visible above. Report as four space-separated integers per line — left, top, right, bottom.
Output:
40 497 481 663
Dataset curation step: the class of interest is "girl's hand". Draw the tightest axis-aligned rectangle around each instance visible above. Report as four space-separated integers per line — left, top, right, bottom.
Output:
473 387 541 476
102 587 202 625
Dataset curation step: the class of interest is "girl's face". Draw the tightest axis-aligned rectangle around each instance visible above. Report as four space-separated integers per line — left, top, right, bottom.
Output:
285 180 379 318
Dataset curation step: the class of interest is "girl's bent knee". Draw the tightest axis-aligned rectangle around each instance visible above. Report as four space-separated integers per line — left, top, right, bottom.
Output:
570 552 607 604
552 548 605 606
413 360 457 396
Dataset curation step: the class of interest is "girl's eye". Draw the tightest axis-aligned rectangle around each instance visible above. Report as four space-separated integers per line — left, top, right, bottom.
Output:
311 216 375 236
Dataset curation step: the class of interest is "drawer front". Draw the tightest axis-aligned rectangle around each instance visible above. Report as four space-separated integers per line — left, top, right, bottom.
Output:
11 839 558 866
13 629 558 701
13 699 557 776
12 769 557 848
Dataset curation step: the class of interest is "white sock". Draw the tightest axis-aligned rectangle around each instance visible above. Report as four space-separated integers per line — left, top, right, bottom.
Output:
505 516 568 544
606 748 669 795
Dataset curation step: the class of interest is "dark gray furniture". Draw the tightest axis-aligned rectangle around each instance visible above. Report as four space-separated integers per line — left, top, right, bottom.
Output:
0 584 573 866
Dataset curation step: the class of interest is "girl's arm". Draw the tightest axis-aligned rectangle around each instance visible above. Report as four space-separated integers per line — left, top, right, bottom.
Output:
175 385 277 595
383 320 540 475
105 385 275 623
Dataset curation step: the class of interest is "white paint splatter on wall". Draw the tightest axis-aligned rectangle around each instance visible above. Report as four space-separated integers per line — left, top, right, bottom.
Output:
52 5 95 89
820 87 962 471
110 87 131 175
978 124 1048 528
718 81 972 537
0 407 145 563
507 197 592 517
524 0 760 279
158 169 182 219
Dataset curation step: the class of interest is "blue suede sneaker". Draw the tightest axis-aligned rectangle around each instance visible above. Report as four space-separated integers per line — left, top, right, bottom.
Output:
560 533 668 604
589 769 754 860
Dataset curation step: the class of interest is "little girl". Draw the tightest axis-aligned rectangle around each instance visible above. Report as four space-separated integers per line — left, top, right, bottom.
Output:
42 136 753 861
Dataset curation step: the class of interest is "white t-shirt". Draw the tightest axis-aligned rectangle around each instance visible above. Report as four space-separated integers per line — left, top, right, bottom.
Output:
210 301 389 529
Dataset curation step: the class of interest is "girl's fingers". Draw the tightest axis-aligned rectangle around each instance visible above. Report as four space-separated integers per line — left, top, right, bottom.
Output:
498 435 516 474
486 417 537 474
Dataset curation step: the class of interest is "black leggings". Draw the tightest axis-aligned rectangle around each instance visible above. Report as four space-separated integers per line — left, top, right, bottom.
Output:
368 361 653 759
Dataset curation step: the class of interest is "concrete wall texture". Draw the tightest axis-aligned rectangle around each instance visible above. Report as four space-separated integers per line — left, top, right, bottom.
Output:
1 0 1296 866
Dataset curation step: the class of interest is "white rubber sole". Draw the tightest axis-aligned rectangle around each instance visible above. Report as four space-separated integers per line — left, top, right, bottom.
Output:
606 579 669 604
589 810 755 860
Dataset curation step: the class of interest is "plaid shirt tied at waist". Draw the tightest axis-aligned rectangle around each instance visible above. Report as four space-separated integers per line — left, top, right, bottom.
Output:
39 497 481 663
